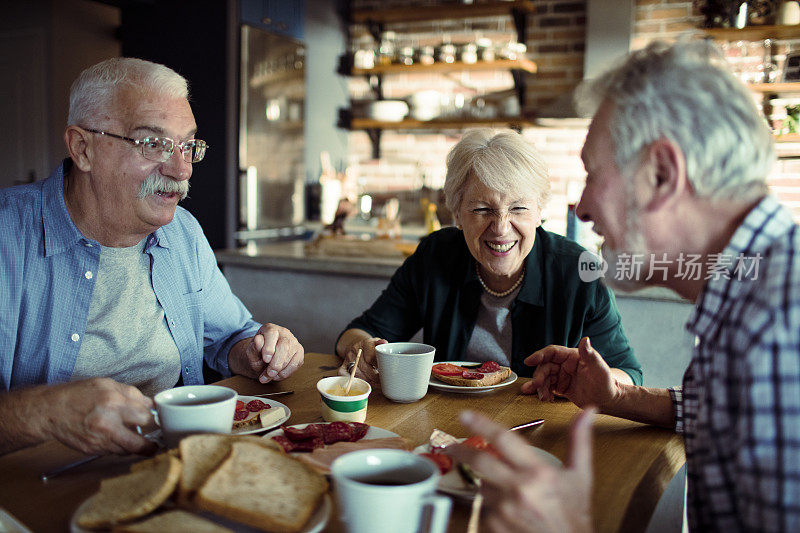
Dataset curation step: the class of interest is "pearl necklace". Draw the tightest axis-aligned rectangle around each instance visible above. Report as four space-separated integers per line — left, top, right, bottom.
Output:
476 264 526 298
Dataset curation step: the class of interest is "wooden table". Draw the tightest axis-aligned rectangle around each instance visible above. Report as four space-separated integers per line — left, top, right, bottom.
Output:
0 353 685 532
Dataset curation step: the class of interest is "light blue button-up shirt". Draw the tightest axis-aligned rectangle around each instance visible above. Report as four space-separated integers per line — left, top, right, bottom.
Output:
0 160 260 390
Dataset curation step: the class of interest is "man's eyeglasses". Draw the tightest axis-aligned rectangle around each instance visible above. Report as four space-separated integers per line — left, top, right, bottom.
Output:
84 128 208 163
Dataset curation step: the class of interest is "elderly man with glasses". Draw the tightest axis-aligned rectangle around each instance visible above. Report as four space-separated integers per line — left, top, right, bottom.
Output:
0 58 304 456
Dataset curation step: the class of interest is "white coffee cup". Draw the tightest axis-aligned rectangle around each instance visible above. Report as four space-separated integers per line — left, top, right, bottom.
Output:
152 385 237 448
375 342 436 403
331 449 451 533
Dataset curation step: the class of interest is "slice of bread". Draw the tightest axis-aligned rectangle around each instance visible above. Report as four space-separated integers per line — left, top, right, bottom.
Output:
112 510 233 533
178 434 284 502
75 454 182 529
178 434 238 501
433 366 512 387
195 440 328 533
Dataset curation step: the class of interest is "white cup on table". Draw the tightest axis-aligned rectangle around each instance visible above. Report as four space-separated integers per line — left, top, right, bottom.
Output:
152 385 237 448
375 342 436 403
331 449 451 533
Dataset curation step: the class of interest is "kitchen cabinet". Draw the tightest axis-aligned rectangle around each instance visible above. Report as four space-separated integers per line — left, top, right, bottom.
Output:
339 0 537 157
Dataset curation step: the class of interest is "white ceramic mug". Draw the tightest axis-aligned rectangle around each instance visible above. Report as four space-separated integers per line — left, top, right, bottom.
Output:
152 385 237 448
375 342 436 403
331 449 451 533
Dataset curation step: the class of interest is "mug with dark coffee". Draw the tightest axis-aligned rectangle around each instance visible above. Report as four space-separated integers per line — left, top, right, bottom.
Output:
331 449 451 533
152 385 237 447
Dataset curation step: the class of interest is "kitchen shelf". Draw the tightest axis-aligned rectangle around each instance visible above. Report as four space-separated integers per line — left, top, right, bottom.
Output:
700 24 800 41
352 58 537 76
349 0 535 24
350 117 534 130
749 82 800 94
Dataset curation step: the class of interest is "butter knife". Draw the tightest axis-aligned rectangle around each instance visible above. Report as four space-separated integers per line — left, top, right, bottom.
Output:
509 419 545 431
250 390 293 398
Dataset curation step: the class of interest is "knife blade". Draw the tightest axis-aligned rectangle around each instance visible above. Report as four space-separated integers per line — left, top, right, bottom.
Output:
250 390 294 398
508 419 545 431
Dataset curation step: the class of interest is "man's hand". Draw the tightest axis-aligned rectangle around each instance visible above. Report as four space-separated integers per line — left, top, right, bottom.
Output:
230 323 304 384
445 408 596 533
523 337 619 409
337 336 386 384
0 378 157 456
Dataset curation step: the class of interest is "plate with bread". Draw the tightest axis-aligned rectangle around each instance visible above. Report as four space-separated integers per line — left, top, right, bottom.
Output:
231 396 291 435
70 433 330 533
429 361 518 393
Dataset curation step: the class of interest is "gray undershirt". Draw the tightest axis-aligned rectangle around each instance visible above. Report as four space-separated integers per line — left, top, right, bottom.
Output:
463 286 520 366
70 239 181 396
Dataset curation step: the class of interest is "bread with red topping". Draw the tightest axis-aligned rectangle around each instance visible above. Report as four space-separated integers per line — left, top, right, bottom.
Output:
431 361 511 387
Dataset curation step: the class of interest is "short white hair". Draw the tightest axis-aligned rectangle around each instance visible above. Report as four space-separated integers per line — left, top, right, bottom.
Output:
580 39 773 201
444 128 551 216
68 57 189 126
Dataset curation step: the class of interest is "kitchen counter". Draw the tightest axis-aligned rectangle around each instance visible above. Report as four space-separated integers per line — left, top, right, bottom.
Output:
215 240 406 278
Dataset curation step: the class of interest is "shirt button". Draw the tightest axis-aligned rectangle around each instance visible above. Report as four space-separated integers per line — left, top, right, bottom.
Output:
84 271 93 280
184 366 189 374
71 333 80 342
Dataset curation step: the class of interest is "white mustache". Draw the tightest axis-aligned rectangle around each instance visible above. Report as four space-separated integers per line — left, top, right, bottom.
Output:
137 172 189 200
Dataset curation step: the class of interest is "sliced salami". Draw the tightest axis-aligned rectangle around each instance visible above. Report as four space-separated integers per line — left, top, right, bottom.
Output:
477 361 500 373
322 421 353 445
233 409 249 421
245 399 269 412
270 435 295 453
349 422 369 442
282 423 324 442
461 371 484 380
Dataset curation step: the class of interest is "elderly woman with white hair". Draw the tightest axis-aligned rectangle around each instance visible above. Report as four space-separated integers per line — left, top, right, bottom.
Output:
336 128 641 386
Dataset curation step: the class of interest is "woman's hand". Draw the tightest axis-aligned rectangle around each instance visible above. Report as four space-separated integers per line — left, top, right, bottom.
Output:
337 336 386 383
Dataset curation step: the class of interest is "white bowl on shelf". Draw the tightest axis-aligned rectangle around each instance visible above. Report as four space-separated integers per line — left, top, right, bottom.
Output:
365 100 409 122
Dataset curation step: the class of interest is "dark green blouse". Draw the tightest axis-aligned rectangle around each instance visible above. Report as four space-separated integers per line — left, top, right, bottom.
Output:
342 227 642 385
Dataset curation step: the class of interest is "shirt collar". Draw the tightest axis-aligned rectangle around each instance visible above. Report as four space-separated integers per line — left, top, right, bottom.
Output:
686 195 792 337
42 159 90 257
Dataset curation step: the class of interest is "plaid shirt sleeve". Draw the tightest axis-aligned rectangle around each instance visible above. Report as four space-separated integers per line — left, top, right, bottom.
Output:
668 386 684 433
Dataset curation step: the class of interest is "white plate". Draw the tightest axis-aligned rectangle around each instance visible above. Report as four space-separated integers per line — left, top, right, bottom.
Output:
429 362 518 393
70 493 331 533
263 423 398 443
413 439 561 500
232 396 291 435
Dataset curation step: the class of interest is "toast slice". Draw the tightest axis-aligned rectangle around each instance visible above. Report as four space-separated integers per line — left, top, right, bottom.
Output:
432 363 512 387
195 440 328 533
76 454 182 529
112 510 233 533
177 434 284 503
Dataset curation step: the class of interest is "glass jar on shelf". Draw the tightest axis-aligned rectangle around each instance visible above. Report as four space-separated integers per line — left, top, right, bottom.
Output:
378 31 397 66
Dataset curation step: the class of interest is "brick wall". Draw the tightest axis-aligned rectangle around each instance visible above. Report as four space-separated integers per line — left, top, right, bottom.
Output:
343 0 800 234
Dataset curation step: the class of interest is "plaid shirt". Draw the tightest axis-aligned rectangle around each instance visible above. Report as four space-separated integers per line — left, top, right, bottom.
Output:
670 196 800 532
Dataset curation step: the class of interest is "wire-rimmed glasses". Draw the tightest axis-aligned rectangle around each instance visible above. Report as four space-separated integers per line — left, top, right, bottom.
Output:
84 128 208 163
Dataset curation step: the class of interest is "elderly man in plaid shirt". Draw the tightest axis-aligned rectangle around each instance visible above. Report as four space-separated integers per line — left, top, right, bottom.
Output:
446 40 800 533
